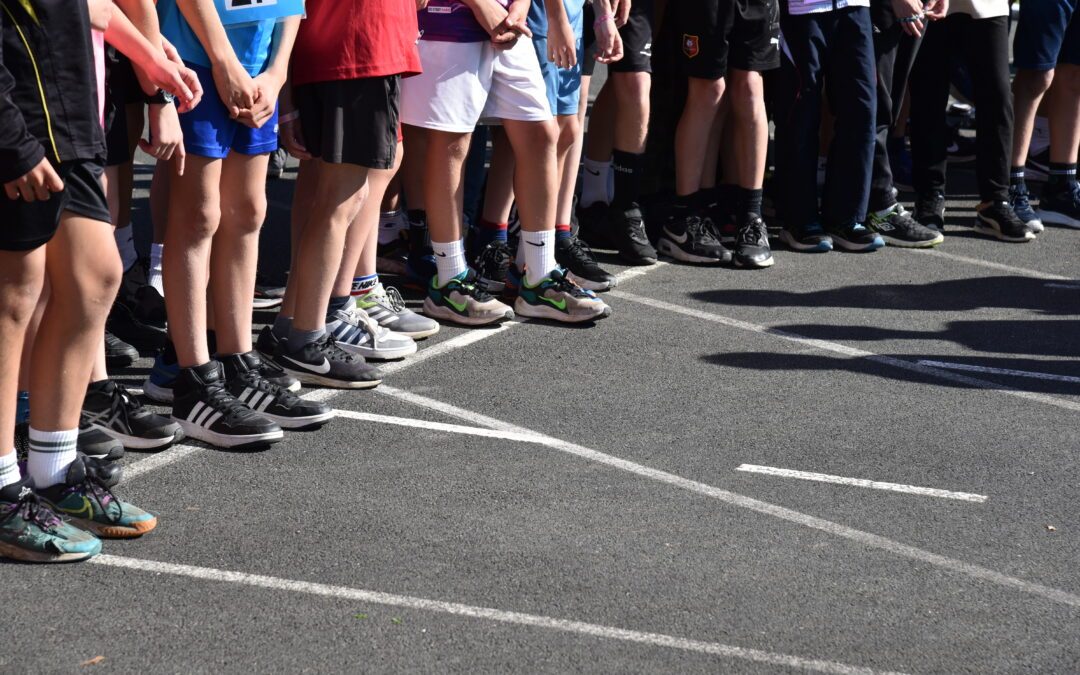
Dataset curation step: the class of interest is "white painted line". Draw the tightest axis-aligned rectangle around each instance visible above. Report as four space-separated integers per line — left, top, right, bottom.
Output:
89 554 898 675
918 360 1080 385
374 385 1080 608
379 323 513 376
122 443 204 480
734 464 988 503
608 290 1080 414
911 249 1071 281
1045 282 1080 290
333 409 545 443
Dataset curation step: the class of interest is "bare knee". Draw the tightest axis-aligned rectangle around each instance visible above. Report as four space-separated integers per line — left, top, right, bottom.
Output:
557 115 581 154
613 72 651 109
1054 64 1080 97
686 77 726 109
172 203 222 241
1015 69 1055 99
517 119 560 154
221 194 266 236
0 260 45 326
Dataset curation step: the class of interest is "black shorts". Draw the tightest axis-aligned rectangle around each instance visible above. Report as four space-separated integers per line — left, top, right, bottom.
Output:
0 160 111 251
673 0 780 79
104 48 141 167
583 0 655 76
294 76 401 170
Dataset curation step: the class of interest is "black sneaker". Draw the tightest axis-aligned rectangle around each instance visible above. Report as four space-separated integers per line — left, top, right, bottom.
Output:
780 222 833 252
105 331 138 369
946 129 977 163
657 212 731 264
171 361 283 449
253 327 304 392
220 352 334 430
473 239 513 295
866 205 944 248
576 202 613 249
81 380 181 451
825 223 885 252
273 334 383 389
733 215 774 269
610 204 657 265
555 236 616 291
253 278 285 309
267 147 287 180
376 231 410 276
914 192 946 233
77 424 124 460
1037 181 1080 229
975 201 1036 242
108 260 167 350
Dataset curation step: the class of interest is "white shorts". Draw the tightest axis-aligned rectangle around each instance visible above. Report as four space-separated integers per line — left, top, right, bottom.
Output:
400 38 553 133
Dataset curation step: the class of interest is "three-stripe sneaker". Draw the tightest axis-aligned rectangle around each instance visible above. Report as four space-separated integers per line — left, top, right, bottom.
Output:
327 304 417 361
81 380 181 450
355 284 440 339
171 361 283 449
220 352 333 430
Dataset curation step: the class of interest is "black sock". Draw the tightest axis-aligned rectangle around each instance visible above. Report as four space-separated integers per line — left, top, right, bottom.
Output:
737 187 764 219
1048 162 1078 192
611 150 644 210
206 330 217 356
327 295 351 314
674 191 698 212
1009 166 1026 187
407 209 427 229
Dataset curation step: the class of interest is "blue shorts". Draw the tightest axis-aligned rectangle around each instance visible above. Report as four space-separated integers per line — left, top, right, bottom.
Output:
529 6 585 117
1013 0 1080 71
179 63 279 159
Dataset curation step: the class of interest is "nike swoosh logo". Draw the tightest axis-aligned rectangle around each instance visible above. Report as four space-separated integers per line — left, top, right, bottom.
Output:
526 241 545 247
62 496 95 520
584 169 601 176
540 296 567 311
446 296 469 313
435 252 447 257
664 228 688 244
281 355 331 374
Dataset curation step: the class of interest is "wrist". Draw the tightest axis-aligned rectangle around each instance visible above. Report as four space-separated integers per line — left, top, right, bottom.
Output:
594 13 614 25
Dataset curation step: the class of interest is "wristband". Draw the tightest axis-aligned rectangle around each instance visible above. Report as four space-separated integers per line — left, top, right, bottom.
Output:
279 110 300 124
145 89 175 105
593 13 614 25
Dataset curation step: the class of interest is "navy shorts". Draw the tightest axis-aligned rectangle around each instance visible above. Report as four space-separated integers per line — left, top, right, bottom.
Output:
1013 0 1080 70
179 63 279 159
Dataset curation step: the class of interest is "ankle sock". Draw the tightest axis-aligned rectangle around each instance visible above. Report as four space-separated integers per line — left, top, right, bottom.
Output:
272 314 293 340
287 326 326 351
432 239 467 286
149 243 165 295
378 211 407 245
27 427 77 489
1010 166 1026 187
1048 163 1078 192
327 295 351 314
581 157 612 207
351 274 378 298
476 218 509 249
0 451 19 490
555 224 573 242
521 229 556 285
612 150 643 210
674 191 699 213
737 187 764 218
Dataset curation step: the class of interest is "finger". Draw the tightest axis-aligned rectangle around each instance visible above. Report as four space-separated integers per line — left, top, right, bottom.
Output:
43 165 64 193
518 24 533 38
170 73 194 102
176 144 186 177
17 181 34 202
31 178 50 202
4 184 18 200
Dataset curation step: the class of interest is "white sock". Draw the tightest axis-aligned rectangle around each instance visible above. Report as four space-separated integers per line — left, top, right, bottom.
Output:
115 225 138 271
581 158 611 207
27 427 77 489
0 451 20 490
432 239 467 286
521 229 556 285
378 211 408 245
149 243 165 296
1031 116 1050 155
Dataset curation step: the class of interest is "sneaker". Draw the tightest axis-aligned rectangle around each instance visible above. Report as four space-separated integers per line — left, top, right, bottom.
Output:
105 330 138 369
555 236 617 291
1009 182 1044 233
253 327 304 391
423 270 515 326
376 232 410 276
825 223 885 252
108 260 167 350
657 212 731 264
914 192 947 233
610 204 657 265
1025 147 1050 182
220 352 333 429
780 222 833 252
405 211 436 286
77 424 124 461
275 334 383 389
37 456 157 538
733 216 775 268
328 304 417 360
0 477 102 562
975 202 1037 242
172 361 284 447
253 279 285 309
473 239 513 295
82 380 181 450
710 207 738 245
355 284 440 339
1036 182 1080 229
946 129 977 163
514 268 612 323
867 205 944 248
577 202 613 249
143 345 180 404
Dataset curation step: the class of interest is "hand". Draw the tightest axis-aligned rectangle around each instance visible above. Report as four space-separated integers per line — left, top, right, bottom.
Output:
594 23 624 64
86 0 114 31
612 0 631 28
924 0 948 20
492 0 532 48
471 0 511 37
210 57 260 121
279 114 312 160
546 14 577 68
234 71 284 129
162 37 204 112
144 53 197 107
416 0 429 7
891 0 926 36
140 103 187 176
4 158 63 202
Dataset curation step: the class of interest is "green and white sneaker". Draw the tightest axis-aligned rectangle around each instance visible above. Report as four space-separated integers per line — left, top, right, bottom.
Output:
38 456 157 539
0 476 101 562
514 268 612 323
423 269 515 326
356 283 440 339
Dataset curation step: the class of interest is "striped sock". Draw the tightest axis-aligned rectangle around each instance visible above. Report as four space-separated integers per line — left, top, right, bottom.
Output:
27 427 77 489
1048 163 1077 191
351 274 378 298
0 451 20 490
555 224 573 242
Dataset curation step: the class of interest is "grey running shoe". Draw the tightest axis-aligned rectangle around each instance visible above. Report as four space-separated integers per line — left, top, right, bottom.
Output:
355 284 440 339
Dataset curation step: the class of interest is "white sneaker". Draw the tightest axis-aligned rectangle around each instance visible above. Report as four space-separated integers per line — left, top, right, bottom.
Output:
327 305 417 360
355 284 440 339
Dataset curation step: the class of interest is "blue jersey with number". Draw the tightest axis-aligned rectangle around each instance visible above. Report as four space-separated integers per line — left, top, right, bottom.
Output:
157 0 276 75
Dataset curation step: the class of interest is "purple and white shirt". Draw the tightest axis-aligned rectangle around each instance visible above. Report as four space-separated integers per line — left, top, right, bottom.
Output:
419 0 510 43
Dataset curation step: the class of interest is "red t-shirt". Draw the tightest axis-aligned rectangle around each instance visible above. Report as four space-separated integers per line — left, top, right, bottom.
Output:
291 0 422 86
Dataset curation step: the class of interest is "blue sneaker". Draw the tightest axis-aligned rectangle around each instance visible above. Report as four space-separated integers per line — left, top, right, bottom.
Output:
780 222 833 253
825 222 885 252
143 346 179 403
1 477 102 562
1009 182 1044 233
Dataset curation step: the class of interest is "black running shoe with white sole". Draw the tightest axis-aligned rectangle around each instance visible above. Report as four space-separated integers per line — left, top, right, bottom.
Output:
555 236 617 291
220 352 333 430
825 223 885 252
77 424 124 461
577 202 613 249
81 380 181 450
610 204 657 265
974 201 1036 242
914 192 946 233
658 212 731 264
867 205 944 248
253 327 304 391
473 239 513 295
273 334 383 389
171 361 283 449
105 331 138 369
733 216 774 268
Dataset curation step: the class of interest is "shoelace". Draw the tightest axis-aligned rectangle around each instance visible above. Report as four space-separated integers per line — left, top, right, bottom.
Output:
547 269 592 298
1 489 61 530
108 382 145 428
475 241 512 281
625 216 649 244
563 237 598 267
316 334 360 363
68 473 123 525
737 219 768 246
686 216 721 246
461 270 496 302
382 286 408 313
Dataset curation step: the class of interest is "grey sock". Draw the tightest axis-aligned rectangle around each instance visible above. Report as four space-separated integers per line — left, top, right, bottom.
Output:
272 314 292 340
287 326 325 351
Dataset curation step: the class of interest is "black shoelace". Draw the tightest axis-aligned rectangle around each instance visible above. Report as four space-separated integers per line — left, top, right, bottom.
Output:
1 489 61 530
562 237 598 267
461 270 496 302
316 334 361 363
686 215 721 246
737 219 768 247
474 241 511 283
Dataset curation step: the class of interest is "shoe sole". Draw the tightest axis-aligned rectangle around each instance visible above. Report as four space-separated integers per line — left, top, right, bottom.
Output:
422 298 515 326
829 236 886 252
252 297 283 310
81 446 125 461
173 418 285 448
394 325 441 340
734 255 775 269
974 220 1036 242
336 340 418 361
278 370 382 389
779 231 832 253
142 379 174 404
67 515 158 539
262 410 336 429
0 540 100 562
567 271 616 292
880 233 945 248
618 250 658 266
88 422 181 450
1036 209 1080 229
513 298 612 323
656 238 727 264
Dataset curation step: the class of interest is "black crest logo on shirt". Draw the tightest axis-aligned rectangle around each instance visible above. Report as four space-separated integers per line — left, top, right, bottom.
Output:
683 34 700 59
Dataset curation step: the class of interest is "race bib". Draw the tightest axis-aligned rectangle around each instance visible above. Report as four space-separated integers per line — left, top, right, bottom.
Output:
215 0 305 26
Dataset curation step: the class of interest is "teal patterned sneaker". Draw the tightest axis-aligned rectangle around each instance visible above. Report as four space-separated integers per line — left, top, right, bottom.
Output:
423 269 515 326
38 456 157 539
0 476 101 562
514 268 612 323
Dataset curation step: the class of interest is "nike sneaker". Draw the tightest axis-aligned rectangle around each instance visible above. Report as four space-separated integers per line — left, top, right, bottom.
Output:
733 216 775 268
914 192 946 233
108 260 167 350
0 477 102 562
81 380 181 450
473 239 514 295
355 284 440 339
555 236 617 291
867 205 944 248
657 212 731 264
1036 181 1080 229
273 334 383 389
946 129 977 163
780 222 833 252
423 270 515 326
253 278 285 310
975 202 1036 242
171 361 284 448
220 352 333 429
1009 182 1044 233
514 268 611 323
327 304 417 360
105 331 138 369
37 456 157 539
610 204 657 265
